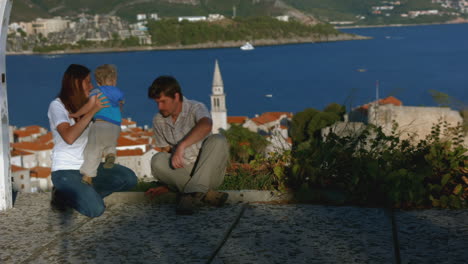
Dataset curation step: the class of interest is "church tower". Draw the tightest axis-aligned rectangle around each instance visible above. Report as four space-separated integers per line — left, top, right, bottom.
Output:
210 60 227 133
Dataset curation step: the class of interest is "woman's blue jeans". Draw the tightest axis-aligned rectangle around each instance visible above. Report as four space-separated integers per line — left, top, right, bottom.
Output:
51 163 137 218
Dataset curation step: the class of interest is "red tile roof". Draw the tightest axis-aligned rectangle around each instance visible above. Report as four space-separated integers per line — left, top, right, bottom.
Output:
117 149 144 156
11 149 34 156
121 118 136 126
11 164 28 172
35 132 53 144
227 116 248 124
11 142 54 151
117 136 143 147
30 166 51 178
251 112 293 125
359 96 403 110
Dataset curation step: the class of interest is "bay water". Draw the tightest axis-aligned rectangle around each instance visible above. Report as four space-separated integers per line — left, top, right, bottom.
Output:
6 23 468 128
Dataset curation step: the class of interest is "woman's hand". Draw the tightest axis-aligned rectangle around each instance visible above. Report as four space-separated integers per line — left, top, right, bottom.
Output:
91 93 110 113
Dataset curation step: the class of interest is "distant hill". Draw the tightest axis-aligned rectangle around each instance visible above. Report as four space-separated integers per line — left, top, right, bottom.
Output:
10 0 462 25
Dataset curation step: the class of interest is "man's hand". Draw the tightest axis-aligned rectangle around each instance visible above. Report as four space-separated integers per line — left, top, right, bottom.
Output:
82 175 93 185
171 145 185 169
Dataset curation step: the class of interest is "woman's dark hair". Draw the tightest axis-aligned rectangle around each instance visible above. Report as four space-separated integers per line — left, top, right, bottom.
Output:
148 75 183 101
59 64 90 114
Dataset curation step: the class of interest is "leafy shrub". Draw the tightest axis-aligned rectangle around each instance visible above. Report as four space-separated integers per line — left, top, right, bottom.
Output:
290 120 467 209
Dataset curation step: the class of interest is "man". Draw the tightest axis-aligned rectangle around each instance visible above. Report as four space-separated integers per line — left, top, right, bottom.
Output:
148 75 229 215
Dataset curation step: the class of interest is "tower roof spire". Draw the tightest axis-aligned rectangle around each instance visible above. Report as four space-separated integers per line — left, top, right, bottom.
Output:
212 59 224 89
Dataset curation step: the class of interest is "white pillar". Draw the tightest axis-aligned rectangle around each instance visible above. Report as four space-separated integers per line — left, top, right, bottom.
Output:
0 0 13 211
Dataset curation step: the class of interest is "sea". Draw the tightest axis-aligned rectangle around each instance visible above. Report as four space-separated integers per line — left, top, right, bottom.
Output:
6 23 468 128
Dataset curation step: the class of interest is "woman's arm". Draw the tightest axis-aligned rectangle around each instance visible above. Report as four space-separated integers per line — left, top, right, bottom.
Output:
69 96 96 118
57 94 108 145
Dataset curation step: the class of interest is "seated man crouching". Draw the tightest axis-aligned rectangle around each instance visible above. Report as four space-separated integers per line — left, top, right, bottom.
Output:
148 75 229 215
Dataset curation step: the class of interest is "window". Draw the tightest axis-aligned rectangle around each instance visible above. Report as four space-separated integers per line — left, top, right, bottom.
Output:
21 184 24 189
20 175 24 180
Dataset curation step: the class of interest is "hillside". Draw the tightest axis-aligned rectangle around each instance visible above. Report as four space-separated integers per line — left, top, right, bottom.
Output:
10 0 464 25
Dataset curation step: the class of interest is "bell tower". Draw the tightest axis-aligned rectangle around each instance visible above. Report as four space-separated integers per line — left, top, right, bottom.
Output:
210 60 227 133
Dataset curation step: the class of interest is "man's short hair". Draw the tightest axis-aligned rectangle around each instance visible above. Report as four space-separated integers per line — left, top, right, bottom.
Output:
148 75 183 101
94 64 117 86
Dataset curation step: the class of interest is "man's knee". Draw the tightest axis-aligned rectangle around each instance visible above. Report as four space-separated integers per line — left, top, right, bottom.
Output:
205 134 228 149
151 152 170 177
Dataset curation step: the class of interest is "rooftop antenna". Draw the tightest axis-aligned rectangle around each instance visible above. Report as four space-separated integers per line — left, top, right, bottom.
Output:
374 80 379 126
376 80 379 104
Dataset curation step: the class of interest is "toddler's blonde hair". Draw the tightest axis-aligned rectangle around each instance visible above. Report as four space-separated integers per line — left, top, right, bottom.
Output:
94 64 117 86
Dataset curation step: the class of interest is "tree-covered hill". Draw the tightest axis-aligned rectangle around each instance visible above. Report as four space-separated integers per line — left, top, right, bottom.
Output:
10 0 464 25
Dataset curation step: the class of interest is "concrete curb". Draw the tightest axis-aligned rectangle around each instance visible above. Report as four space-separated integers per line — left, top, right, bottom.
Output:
104 190 293 206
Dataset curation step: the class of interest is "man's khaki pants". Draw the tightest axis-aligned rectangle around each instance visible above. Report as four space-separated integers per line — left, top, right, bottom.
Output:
151 134 229 193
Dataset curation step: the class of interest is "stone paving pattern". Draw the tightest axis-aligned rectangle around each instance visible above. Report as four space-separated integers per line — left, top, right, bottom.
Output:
396 210 468 264
1 193 467 264
214 205 394 264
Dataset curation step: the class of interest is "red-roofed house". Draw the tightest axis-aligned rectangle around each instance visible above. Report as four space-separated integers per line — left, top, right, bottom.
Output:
241 112 293 154
116 148 158 181
30 166 52 192
117 136 147 152
11 165 32 193
227 116 248 126
121 118 137 131
11 142 54 167
243 112 292 135
327 96 464 142
11 149 37 169
13 125 48 143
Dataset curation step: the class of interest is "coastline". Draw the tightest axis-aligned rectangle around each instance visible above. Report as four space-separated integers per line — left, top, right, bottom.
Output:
335 18 468 29
6 33 370 56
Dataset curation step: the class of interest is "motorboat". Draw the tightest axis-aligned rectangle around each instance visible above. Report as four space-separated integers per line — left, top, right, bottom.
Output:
240 42 254 51
265 94 273 98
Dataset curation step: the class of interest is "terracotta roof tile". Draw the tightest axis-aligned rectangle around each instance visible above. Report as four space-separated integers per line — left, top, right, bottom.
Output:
121 118 136 126
117 136 142 147
14 126 45 138
358 96 403 111
30 166 51 178
11 142 54 151
11 164 28 172
251 112 292 125
35 132 53 144
227 116 248 124
117 149 144 156
11 149 34 156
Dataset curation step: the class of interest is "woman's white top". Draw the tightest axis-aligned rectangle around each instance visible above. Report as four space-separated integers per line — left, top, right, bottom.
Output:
47 98 89 171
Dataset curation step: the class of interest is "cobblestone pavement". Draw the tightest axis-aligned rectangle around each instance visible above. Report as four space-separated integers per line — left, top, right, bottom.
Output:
1 193 467 264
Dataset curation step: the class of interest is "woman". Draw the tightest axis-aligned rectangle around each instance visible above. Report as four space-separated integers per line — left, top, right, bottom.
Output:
47 64 137 217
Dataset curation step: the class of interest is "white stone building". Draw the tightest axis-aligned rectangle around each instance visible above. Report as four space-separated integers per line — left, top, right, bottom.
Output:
25 17 69 36
211 60 228 134
29 166 52 192
11 165 32 193
11 142 53 168
11 149 36 169
178 16 207 22
116 148 158 181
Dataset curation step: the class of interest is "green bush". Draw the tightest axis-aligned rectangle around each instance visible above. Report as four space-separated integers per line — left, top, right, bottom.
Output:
290 120 468 209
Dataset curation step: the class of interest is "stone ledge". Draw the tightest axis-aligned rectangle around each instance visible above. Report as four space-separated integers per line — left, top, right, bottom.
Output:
104 190 293 206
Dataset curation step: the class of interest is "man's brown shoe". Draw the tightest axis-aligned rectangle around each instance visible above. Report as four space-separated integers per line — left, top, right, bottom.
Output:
176 193 196 215
203 190 229 207
103 154 116 169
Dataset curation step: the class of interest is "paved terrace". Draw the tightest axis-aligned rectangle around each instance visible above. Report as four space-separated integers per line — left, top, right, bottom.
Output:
1 191 467 264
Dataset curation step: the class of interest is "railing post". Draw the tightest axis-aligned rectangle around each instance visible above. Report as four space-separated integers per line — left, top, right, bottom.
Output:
0 0 13 211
